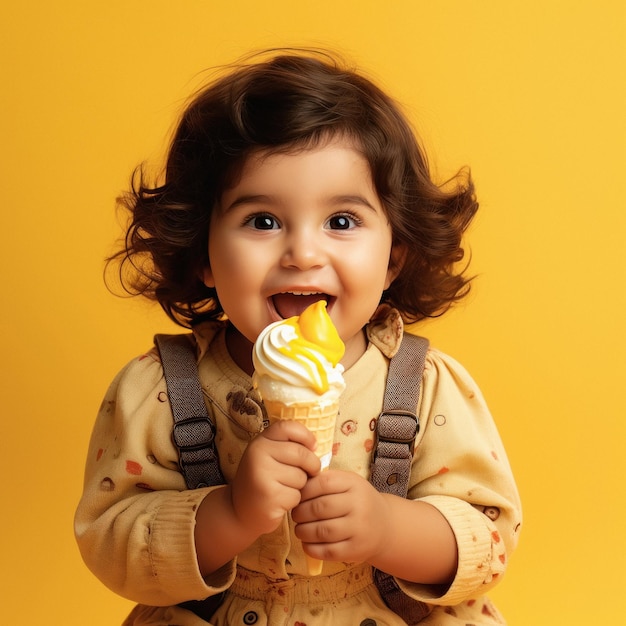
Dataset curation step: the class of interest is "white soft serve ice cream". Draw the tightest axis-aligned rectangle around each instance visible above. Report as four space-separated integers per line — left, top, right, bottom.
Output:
252 300 345 406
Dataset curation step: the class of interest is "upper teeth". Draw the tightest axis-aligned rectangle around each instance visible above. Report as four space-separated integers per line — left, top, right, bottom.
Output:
285 291 322 296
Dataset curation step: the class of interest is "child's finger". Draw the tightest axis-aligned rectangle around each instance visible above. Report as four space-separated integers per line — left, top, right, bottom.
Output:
261 419 318 451
253 421 321 477
292 491 341 525
298 470 347 502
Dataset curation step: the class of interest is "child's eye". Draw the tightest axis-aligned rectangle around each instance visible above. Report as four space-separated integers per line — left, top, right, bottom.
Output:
245 214 280 230
326 213 360 230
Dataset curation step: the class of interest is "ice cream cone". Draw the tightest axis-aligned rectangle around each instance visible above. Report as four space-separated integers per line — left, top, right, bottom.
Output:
252 301 346 577
263 398 338 575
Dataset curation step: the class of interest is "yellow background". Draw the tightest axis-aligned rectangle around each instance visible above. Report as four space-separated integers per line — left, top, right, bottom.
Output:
1 1 624 624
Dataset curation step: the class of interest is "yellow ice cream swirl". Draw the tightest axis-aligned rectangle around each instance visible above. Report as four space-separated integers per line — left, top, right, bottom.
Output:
252 301 345 396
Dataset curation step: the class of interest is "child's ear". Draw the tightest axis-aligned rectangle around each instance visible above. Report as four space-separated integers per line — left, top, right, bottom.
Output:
201 265 215 288
384 243 407 290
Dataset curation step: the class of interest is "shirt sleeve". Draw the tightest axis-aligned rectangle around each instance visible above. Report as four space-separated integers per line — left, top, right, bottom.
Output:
396 348 522 606
74 349 236 606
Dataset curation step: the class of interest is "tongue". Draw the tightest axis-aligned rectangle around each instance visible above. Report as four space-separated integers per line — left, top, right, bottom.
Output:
273 294 327 319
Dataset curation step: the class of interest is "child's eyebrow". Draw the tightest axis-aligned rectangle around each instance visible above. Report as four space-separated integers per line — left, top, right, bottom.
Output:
330 195 378 211
222 193 379 213
222 194 273 212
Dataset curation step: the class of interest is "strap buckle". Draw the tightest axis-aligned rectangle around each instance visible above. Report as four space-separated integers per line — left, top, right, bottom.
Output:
172 416 216 452
375 410 419 457
172 416 223 489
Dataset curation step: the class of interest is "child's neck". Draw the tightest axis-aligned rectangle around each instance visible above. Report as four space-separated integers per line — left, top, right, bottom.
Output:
225 324 255 375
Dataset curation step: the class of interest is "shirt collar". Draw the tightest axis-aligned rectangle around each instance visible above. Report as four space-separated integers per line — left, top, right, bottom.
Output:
365 304 405 359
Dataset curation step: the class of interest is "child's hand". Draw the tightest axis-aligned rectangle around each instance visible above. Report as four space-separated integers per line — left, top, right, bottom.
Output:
292 470 388 565
231 420 321 536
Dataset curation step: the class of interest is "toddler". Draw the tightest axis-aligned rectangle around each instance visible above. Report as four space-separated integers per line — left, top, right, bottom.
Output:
75 50 521 625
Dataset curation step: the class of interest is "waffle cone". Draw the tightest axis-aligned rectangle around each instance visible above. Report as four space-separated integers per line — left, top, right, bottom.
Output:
263 398 338 576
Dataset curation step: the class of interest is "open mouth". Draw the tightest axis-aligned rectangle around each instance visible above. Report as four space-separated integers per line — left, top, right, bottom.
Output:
271 292 331 319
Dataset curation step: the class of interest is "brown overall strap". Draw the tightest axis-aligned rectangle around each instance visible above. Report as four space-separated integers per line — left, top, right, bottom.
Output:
370 332 432 625
155 333 224 490
370 332 429 497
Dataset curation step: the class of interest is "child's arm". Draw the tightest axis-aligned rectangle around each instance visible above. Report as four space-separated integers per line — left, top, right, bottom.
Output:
75 353 224 606
75 348 322 602
194 420 320 576
294 348 521 600
378 493 458 584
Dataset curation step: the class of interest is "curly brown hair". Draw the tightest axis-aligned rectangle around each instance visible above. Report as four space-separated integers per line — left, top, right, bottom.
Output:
108 49 478 327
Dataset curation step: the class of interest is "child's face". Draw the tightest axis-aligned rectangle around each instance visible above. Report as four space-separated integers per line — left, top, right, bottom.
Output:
203 137 403 368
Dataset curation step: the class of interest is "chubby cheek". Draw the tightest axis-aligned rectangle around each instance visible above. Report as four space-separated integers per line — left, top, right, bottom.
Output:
206 236 258 288
343 248 394 294
334 284 385 335
336 264 394 330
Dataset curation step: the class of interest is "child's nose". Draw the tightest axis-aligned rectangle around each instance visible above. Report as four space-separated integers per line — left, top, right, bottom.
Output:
280 230 327 270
